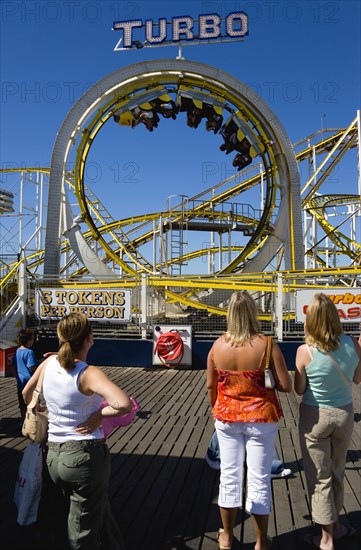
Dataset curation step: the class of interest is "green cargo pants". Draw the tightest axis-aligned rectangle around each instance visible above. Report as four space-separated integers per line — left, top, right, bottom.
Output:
47 440 126 550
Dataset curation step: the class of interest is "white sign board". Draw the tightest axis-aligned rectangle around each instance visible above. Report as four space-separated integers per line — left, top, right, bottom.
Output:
153 325 192 367
295 289 361 323
36 288 132 323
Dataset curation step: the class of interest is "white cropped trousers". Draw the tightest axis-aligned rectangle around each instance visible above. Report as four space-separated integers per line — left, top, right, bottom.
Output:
215 419 278 515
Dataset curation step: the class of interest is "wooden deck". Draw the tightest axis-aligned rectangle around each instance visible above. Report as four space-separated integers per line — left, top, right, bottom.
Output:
0 368 360 550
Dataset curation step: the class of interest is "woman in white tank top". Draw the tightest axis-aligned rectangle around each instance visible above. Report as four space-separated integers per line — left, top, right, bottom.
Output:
23 313 132 550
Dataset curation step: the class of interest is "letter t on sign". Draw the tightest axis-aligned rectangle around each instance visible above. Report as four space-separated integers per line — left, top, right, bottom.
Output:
113 20 143 47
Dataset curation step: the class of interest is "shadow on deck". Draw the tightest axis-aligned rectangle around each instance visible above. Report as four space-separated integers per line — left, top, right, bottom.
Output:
0 368 360 550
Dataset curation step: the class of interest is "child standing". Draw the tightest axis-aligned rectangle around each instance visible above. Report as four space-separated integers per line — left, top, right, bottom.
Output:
12 328 38 421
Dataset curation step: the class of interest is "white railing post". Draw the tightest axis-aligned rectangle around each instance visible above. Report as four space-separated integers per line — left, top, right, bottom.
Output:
18 255 27 329
141 274 147 340
276 272 283 341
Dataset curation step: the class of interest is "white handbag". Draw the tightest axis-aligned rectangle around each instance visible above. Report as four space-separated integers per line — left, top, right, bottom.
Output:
264 336 276 389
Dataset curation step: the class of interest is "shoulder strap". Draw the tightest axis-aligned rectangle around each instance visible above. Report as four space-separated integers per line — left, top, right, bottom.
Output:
210 346 216 370
75 362 88 388
306 345 314 360
325 352 351 386
264 336 272 371
29 361 47 407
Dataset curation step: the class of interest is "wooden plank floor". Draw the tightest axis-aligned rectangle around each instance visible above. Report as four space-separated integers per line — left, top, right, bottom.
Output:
0 368 360 550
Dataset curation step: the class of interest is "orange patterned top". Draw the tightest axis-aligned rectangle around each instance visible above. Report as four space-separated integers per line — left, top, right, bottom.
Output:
211 347 283 423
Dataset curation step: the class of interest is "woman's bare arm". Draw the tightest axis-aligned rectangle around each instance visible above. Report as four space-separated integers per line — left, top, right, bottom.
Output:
352 337 361 384
206 343 218 407
295 345 308 395
79 365 131 414
76 365 132 434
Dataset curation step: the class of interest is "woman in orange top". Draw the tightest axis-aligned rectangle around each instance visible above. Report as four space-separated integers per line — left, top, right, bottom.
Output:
207 291 291 550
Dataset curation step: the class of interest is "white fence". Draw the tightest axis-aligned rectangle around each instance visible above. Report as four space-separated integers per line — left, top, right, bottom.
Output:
5 269 356 341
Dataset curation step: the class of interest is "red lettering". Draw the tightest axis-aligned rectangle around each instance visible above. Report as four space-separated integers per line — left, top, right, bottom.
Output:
347 307 361 319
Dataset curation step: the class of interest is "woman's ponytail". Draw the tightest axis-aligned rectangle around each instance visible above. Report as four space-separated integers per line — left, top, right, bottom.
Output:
57 340 75 372
56 313 91 371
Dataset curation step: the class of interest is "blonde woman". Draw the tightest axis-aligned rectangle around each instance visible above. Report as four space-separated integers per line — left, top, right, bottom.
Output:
23 313 131 550
295 294 361 550
207 291 291 550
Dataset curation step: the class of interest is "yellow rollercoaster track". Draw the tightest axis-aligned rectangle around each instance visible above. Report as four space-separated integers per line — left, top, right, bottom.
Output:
306 194 361 264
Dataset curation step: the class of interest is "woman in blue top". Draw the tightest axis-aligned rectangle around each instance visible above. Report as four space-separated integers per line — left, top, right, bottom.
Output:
295 294 361 550
12 328 37 420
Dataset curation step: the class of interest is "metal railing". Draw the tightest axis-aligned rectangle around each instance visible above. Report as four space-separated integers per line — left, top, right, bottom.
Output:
1 267 359 342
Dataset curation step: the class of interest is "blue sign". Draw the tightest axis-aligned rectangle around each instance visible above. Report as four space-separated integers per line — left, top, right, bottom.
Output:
113 12 248 51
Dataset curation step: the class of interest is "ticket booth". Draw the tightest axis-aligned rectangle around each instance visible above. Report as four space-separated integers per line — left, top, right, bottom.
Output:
0 339 17 377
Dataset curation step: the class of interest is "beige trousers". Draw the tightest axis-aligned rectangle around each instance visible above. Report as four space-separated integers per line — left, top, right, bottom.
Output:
299 402 354 525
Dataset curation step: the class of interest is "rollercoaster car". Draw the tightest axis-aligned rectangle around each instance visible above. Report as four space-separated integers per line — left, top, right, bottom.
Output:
113 87 177 132
149 97 178 119
134 107 160 131
220 112 265 170
177 86 224 133
114 104 160 132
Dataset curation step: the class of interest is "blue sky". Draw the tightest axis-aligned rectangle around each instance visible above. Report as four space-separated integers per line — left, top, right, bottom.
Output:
1 0 360 268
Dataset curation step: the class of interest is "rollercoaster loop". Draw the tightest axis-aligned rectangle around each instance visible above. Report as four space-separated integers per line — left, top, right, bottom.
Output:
42 59 303 279
74 71 274 276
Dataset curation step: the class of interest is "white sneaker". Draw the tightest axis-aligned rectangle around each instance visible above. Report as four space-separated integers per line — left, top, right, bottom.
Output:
271 468 292 478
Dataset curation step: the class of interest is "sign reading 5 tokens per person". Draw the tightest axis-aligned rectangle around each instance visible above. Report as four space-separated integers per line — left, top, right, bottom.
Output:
36 288 132 322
